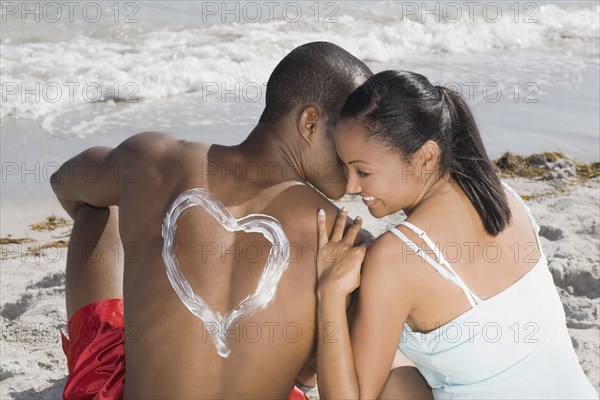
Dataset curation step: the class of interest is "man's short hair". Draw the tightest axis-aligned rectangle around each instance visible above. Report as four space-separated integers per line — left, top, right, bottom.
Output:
259 42 373 135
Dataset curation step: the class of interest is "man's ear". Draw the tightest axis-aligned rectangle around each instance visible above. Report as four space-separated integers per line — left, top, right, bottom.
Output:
297 105 321 145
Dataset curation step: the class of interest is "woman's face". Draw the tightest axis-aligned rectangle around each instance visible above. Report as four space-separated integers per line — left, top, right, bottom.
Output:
333 119 431 218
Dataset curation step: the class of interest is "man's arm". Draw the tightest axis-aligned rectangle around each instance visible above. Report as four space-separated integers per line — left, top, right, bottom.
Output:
51 146 119 218
50 131 169 218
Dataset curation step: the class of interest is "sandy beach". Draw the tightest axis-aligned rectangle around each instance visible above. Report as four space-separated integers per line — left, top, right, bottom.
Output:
1 1 598 397
1 153 598 398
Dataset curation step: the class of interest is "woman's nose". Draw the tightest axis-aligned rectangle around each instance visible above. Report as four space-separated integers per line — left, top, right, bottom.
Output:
346 172 362 195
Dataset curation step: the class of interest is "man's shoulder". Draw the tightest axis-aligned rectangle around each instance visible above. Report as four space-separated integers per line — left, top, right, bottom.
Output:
268 183 339 238
274 182 338 213
116 131 208 164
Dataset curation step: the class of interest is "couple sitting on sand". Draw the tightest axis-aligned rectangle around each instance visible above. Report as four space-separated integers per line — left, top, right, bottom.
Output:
52 42 597 399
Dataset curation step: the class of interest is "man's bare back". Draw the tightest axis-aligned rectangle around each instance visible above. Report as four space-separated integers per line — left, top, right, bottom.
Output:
51 43 431 398
52 41 373 391
115 132 343 397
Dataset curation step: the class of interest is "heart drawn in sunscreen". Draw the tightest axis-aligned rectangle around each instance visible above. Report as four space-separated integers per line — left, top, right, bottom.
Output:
161 188 290 358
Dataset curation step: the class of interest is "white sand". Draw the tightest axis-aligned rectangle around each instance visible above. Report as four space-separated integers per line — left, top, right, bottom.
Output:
1 176 598 398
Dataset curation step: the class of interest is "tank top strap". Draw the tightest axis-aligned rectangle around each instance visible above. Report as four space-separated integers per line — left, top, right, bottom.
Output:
399 221 449 264
501 182 542 249
388 227 451 279
389 224 481 307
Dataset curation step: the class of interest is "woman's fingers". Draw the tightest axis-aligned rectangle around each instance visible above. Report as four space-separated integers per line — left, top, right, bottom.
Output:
346 245 367 292
317 207 364 247
315 207 368 295
351 244 367 269
331 207 348 242
344 216 363 245
317 209 328 249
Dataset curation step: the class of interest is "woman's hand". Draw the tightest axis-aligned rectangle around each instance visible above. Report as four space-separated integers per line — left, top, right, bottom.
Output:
316 207 367 298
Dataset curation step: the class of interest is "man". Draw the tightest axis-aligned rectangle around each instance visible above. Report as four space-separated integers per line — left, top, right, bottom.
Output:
52 41 369 399
52 42 432 399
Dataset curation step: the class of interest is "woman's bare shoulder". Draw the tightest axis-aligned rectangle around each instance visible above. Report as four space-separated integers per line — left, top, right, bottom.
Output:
362 230 427 289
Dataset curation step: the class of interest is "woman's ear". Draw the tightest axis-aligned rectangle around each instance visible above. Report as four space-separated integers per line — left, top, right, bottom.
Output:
417 140 439 166
298 105 320 145
415 140 440 182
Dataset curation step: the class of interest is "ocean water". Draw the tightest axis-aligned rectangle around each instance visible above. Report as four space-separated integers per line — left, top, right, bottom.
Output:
0 1 599 212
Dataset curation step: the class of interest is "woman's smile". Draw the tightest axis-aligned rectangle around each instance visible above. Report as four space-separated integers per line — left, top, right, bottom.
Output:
361 195 378 207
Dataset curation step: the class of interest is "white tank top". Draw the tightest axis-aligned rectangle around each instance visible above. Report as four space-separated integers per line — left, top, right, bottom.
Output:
389 183 598 399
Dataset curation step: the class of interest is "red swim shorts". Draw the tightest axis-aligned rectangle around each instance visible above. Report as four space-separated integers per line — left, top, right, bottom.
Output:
61 299 308 399
61 299 126 400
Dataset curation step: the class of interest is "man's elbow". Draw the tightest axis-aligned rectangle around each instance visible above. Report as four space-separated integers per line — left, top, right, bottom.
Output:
50 169 63 196
50 162 75 200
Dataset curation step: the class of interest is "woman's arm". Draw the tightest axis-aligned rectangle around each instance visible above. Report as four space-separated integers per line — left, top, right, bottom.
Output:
350 234 417 397
316 207 364 398
316 209 423 399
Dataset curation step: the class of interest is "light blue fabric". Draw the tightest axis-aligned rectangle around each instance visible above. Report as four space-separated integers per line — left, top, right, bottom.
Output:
390 183 598 399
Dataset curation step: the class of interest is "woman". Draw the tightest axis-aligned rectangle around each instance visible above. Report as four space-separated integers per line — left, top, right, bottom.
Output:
315 70 598 399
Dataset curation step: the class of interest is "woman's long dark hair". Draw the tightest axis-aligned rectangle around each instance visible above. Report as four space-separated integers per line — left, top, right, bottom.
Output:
340 70 511 236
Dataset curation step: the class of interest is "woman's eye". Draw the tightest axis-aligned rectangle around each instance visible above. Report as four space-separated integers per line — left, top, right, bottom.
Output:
357 170 371 177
